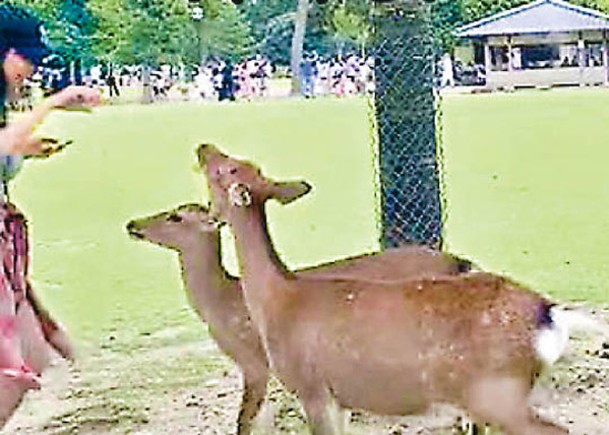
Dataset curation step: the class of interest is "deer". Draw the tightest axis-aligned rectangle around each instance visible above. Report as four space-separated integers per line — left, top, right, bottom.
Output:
125 202 474 435
197 143 597 435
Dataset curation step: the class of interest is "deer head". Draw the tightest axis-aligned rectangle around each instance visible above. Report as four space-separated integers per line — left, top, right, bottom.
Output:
196 144 311 222
126 203 221 251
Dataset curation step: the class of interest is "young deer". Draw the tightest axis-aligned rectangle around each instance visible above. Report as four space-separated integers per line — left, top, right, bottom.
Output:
198 143 573 435
126 203 473 435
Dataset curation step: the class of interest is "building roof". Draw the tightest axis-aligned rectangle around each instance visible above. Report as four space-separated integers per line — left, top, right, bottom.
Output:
456 0 609 38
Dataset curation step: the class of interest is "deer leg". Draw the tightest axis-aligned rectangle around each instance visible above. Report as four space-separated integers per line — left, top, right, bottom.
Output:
236 369 269 435
525 409 569 435
466 376 567 435
457 418 486 435
338 409 350 434
300 388 340 435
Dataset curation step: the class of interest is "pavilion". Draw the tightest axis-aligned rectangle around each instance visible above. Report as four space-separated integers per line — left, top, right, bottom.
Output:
456 0 609 89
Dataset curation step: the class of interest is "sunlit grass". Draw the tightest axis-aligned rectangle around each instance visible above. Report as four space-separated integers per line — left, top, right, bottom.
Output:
13 89 609 349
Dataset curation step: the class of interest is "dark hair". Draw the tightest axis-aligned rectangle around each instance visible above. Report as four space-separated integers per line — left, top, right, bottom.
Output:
0 5 49 65
0 5 49 114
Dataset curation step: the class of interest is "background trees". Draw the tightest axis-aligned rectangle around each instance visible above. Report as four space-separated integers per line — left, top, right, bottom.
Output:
9 0 606 77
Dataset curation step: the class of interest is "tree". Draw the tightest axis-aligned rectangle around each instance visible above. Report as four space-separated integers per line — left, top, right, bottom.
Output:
121 0 197 102
7 0 96 84
329 4 370 56
570 0 609 12
5 0 55 19
89 0 132 65
290 0 309 94
245 0 338 66
55 0 96 83
462 0 528 22
260 11 296 65
244 0 295 43
432 0 464 54
197 0 255 62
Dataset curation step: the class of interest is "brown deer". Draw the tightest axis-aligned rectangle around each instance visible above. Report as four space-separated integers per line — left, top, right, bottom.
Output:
197 143 577 435
126 202 473 435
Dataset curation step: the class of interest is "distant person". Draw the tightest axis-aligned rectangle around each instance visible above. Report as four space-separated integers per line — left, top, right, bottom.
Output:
107 68 120 98
301 52 318 98
441 53 455 87
512 48 522 70
219 61 235 102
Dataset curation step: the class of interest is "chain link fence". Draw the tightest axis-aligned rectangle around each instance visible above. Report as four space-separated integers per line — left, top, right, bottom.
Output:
369 0 446 250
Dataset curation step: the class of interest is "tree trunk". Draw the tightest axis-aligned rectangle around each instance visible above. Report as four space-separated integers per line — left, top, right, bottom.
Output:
141 64 153 104
373 1 443 248
290 0 309 96
74 59 83 85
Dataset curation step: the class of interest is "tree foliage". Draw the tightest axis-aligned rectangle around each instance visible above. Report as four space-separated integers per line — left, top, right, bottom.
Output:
198 0 255 61
7 0 96 64
88 0 131 63
119 0 197 66
9 0 609 67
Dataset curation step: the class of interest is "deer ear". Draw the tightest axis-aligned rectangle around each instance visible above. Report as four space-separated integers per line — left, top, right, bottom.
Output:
269 181 312 205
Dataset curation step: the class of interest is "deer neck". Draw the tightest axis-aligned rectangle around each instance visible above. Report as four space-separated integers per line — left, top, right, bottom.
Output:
228 201 289 329
178 232 231 320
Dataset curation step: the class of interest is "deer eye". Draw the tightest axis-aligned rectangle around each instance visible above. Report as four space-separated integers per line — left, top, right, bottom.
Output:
167 214 183 223
229 167 238 174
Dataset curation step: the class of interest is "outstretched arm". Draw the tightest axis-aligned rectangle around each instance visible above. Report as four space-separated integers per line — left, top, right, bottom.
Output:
0 86 100 155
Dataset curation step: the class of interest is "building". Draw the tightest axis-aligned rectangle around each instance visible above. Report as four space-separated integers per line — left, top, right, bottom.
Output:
456 0 609 89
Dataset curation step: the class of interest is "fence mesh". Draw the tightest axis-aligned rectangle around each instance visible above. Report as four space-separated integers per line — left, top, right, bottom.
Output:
369 0 446 250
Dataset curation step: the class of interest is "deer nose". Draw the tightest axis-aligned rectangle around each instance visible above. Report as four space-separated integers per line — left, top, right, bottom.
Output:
126 221 143 236
126 221 145 239
196 143 220 165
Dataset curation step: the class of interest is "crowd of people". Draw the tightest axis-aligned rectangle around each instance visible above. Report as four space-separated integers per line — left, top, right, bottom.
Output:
8 52 379 109
188 56 275 101
299 52 376 98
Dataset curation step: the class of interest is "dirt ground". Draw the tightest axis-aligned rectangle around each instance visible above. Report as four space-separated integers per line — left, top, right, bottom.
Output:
3 306 609 435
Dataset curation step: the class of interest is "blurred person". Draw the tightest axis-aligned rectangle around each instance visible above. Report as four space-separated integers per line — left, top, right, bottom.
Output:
219 61 236 102
441 53 455 87
300 52 318 98
107 66 120 98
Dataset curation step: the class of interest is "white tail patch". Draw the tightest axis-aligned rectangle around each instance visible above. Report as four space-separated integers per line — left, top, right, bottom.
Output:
535 307 609 366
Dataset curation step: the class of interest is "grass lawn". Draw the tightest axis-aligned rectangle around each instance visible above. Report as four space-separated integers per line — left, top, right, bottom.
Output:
6 89 609 432
13 97 377 344
443 87 609 305
13 89 609 343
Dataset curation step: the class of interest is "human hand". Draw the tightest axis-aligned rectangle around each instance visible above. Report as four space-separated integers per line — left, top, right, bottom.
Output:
26 137 73 159
49 86 101 112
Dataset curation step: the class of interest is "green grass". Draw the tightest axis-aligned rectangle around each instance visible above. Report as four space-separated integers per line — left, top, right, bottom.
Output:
8 88 609 433
14 97 376 344
13 89 609 347
443 87 609 305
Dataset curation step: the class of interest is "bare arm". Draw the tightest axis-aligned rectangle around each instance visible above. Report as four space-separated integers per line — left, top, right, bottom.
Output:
0 98 53 154
0 86 100 155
